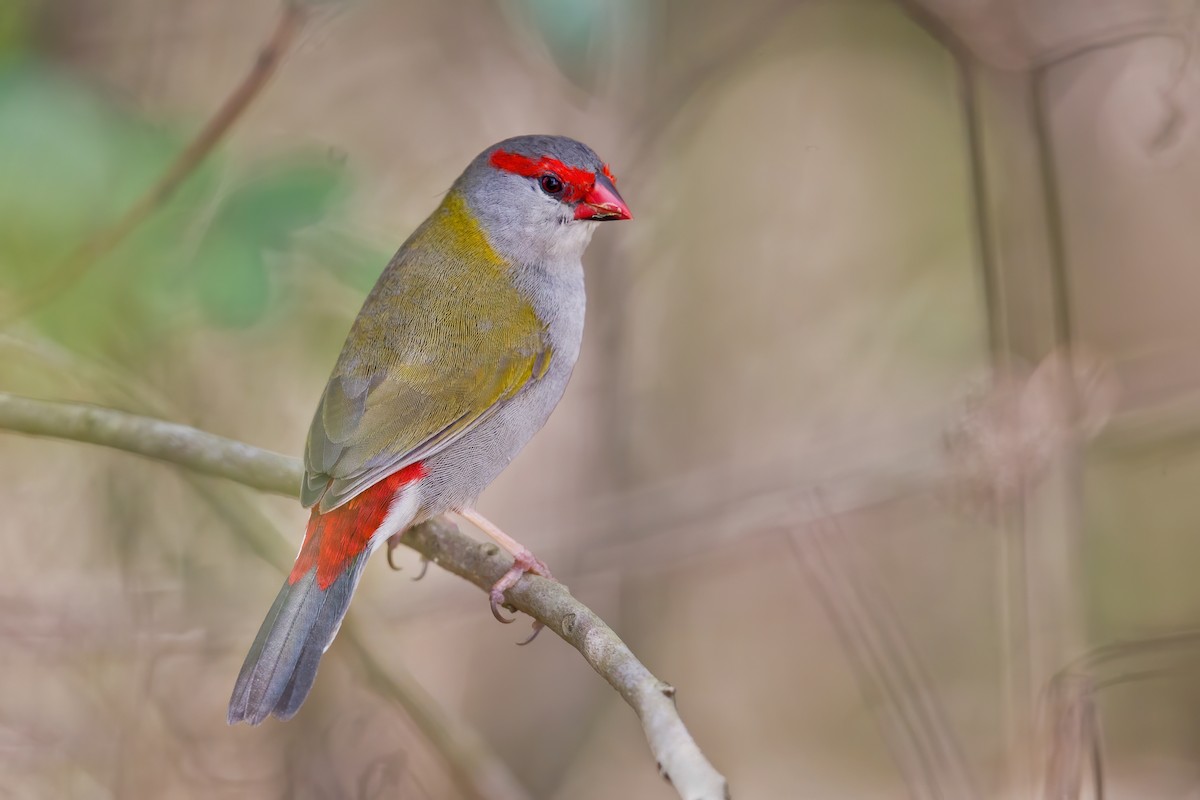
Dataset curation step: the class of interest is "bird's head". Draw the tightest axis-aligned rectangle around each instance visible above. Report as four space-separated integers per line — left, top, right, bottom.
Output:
455 135 631 267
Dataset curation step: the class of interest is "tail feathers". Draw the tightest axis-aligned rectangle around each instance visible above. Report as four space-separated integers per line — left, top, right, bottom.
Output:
227 558 365 725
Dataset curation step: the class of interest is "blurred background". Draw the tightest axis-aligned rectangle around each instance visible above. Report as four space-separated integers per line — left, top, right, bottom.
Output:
2 0 1199 797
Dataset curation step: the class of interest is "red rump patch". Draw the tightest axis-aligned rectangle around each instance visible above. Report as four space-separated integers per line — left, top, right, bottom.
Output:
490 150 596 204
289 463 427 590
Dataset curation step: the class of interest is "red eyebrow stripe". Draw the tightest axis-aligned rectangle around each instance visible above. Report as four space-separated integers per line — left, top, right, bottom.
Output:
490 150 595 203
601 163 617 184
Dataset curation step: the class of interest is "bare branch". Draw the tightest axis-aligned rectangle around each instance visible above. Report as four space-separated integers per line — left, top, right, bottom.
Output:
0 393 299 497
0 392 731 800
402 519 730 800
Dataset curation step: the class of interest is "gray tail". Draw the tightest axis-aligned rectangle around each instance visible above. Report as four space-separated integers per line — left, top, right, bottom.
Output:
227 559 365 725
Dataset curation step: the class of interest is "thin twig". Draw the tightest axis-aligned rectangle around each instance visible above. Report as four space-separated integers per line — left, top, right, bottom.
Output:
0 392 731 800
0 1 309 322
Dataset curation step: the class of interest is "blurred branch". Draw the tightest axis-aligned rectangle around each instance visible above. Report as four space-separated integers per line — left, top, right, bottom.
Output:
626 0 796 173
1039 629 1200 800
891 7 1089 799
890 0 1005 359
0 393 731 800
789 497 977 800
1034 24 1185 71
0 0 310 323
1038 632 1200 800
1039 674 1103 800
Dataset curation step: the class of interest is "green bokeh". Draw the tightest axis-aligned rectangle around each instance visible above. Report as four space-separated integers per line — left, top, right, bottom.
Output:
0 56 352 348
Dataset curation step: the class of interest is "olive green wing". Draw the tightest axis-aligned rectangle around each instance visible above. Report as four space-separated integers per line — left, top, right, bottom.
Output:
302 333 552 512
301 189 557 512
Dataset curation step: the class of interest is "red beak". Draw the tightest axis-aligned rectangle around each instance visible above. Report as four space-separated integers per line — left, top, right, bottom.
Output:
575 173 632 221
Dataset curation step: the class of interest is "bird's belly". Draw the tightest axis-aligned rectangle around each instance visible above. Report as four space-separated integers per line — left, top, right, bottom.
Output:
416 359 575 514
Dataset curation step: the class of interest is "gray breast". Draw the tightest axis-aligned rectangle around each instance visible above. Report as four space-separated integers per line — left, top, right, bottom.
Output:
417 261 586 514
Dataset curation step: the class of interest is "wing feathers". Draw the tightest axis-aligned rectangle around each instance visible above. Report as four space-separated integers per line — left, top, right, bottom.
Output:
300 191 553 512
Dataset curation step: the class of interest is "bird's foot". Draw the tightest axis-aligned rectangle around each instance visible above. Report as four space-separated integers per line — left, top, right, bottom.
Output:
456 508 552 643
386 532 430 581
489 548 553 643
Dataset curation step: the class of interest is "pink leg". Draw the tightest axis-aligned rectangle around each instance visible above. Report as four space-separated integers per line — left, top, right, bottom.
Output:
457 508 554 637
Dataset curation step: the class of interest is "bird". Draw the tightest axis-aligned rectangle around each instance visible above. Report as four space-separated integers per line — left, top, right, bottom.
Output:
227 135 631 725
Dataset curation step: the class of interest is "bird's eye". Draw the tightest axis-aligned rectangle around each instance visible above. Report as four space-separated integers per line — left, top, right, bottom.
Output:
539 174 564 195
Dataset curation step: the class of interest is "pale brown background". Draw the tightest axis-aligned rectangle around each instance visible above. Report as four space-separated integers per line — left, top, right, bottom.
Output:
3 0 1200 798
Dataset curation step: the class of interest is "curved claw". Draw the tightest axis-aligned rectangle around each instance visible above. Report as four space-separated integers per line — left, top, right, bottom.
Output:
412 557 429 582
482 542 555 629
516 621 544 646
490 592 516 624
386 539 402 571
